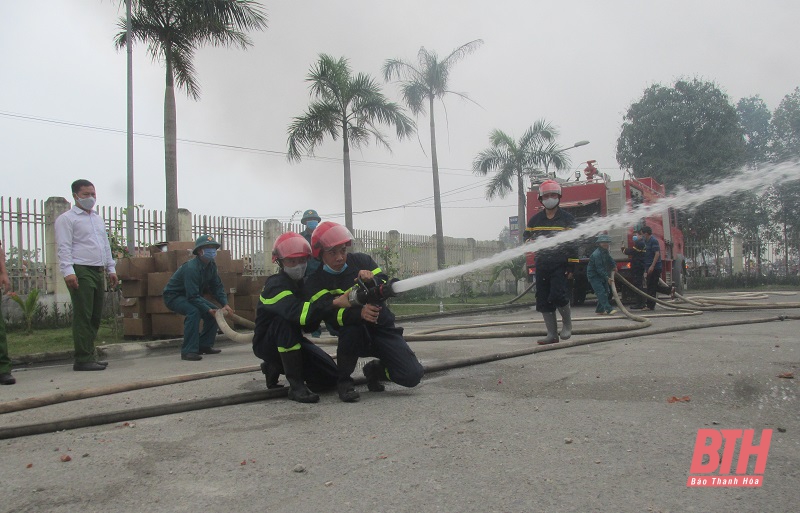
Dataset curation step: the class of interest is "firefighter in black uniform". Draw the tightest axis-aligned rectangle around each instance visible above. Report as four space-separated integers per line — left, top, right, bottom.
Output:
252 232 345 403
305 222 424 403
622 226 647 309
523 179 579 345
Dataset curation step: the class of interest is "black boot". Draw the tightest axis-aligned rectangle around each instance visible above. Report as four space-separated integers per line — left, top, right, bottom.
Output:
337 353 360 402
279 351 319 403
362 360 386 392
260 361 284 389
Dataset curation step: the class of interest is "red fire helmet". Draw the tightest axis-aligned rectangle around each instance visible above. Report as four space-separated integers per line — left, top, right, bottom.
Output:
538 179 562 199
272 232 312 262
310 221 353 259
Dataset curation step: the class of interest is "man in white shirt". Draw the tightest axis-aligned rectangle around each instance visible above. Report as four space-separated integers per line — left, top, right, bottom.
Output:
55 179 118 371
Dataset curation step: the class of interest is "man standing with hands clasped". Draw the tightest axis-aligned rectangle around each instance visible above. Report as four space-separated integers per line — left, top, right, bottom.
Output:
55 179 119 371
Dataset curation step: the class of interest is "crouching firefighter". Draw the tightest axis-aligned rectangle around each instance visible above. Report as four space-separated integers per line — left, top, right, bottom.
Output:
252 232 347 403
305 222 424 403
524 179 579 345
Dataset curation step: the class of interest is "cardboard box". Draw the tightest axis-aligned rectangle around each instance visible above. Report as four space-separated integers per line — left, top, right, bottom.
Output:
123 317 152 337
218 272 238 294
147 272 175 296
153 251 178 272
120 297 147 318
121 279 148 298
115 257 155 280
235 293 262 310
146 297 173 314
151 313 185 336
167 241 196 252
214 250 232 271
229 259 245 274
236 275 264 296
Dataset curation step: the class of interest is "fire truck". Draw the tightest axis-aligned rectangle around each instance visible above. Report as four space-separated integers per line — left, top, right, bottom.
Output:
525 161 686 305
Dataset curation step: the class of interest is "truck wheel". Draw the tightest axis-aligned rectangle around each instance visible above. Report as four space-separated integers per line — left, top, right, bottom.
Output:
672 256 686 294
571 284 587 306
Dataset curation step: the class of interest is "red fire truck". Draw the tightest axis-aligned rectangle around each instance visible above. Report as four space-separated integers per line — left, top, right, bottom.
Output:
525 161 686 305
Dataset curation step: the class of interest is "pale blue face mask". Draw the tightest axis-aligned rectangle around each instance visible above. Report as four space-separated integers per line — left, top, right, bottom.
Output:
306 220 319 230
202 248 218 260
323 263 347 275
632 235 639 242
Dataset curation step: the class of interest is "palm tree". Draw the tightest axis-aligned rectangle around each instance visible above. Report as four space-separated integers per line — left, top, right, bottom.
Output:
287 55 415 232
473 120 564 244
115 0 267 241
383 39 483 269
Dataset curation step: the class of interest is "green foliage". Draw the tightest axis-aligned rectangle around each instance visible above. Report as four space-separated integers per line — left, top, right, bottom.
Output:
287 54 415 230
737 96 772 168
488 256 526 286
616 78 746 191
473 121 568 243
772 87 800 161
383 40 483 269
374 243 400 279
9 289 41 334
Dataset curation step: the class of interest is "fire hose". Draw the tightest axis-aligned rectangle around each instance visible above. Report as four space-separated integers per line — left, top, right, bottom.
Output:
1 280 798 439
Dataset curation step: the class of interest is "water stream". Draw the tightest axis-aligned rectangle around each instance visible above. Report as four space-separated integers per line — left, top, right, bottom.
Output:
392 162 799 294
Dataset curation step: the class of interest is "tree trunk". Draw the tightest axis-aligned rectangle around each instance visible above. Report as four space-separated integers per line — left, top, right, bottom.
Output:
517 171 526 245
429 95 445 269
342 123 353 232
164 50 179 242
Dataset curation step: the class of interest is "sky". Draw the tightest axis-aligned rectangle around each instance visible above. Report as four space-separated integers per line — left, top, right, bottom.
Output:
2 1 799 241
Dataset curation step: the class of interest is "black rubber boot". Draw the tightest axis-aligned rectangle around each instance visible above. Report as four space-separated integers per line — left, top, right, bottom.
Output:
362 360 386 392
260 361 284 389
337 381 360 402
557 304 573 340
337 353 360 402
537 311 559 345
279 351 319 403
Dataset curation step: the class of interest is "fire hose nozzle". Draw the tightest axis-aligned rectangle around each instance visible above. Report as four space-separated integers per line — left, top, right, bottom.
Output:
347 278 400 306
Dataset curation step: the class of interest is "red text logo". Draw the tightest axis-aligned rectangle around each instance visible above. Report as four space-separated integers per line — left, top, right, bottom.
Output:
687 429 771 487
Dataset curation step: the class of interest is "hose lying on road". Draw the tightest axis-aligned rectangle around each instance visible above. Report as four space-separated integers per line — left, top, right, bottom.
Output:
1 283 798 440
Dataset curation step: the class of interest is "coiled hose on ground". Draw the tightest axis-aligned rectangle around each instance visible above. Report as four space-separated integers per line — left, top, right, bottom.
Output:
1 280 798 440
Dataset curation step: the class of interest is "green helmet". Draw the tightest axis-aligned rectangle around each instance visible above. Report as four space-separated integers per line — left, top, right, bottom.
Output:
301 209 321 224
596 234 612 243
193 234 220 255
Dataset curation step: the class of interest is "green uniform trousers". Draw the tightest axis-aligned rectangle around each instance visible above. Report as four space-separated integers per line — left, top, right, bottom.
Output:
0 298 10 374
68 265 105 363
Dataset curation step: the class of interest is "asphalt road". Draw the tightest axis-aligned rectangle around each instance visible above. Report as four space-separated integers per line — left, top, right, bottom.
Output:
1 294 799 513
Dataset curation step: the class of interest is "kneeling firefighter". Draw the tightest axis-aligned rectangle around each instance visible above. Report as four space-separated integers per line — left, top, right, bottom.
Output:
304 222 424 403
524 179 579 345
252 232 349 403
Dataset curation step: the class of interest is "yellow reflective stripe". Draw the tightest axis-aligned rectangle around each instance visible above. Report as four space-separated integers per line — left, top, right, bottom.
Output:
310 289 330 302
337 308 345 325
277 343 301 353
310 288 347 302
299 301 310 326
525 226 566 231
372 267 382 274
567 258 580 263
260 290 292 305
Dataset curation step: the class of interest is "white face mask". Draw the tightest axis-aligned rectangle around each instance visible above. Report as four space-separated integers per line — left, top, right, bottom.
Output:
284 263 307 280
76 196 96 211
542 197 559 209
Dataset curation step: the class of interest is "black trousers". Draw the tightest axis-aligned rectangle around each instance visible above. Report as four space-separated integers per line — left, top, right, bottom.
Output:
337 323 424 388
252 317 337 390
645 269 673 309
535 264 570 313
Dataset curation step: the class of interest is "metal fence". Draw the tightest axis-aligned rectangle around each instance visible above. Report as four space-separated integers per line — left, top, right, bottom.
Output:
2 196 513 297
685 235 799 277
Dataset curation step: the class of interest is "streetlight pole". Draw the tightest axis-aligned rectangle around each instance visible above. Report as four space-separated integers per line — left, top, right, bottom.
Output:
546 140 590 178
125 0 135 255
